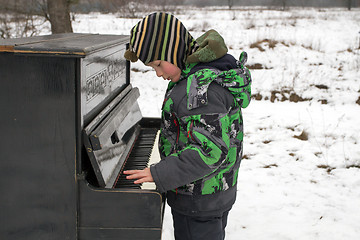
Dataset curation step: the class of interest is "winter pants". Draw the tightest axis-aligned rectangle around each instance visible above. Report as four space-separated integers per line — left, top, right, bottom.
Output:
171 209 230 240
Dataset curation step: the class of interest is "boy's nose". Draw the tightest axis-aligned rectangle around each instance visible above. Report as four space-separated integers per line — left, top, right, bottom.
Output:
155 69 163 77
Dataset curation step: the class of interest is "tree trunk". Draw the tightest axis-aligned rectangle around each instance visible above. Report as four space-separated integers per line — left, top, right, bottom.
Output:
47 0 73 34
228 0 233 10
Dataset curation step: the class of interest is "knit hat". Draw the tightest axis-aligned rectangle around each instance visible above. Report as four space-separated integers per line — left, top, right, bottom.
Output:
124 12 198 70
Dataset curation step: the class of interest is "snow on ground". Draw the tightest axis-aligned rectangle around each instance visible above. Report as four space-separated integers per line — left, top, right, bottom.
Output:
69 6 360 239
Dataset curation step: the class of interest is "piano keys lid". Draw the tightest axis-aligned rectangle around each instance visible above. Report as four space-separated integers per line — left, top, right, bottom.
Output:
83 85 142 188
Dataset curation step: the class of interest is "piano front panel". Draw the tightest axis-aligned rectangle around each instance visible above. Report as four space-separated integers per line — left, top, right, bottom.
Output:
80 42 128 126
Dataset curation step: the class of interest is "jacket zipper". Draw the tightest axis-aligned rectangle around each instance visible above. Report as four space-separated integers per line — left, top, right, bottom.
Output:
187 120 196 142
172 112 180 150
172 112 180 195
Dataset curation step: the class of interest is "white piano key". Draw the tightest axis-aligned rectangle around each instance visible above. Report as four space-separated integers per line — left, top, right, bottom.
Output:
141 130 160 190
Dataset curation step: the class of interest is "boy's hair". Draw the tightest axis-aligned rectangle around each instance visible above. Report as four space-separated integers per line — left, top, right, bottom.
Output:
124 12 198 70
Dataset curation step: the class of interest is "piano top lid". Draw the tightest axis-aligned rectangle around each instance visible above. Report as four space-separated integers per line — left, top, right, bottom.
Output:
0 33 129 57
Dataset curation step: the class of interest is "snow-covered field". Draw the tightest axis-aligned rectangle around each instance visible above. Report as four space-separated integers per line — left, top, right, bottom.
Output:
40 6 360 239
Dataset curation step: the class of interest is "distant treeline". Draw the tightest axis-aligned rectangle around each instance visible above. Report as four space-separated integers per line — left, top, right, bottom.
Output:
1 0 359 15
184 0 359 8
70 0 360 12
1 0 358 39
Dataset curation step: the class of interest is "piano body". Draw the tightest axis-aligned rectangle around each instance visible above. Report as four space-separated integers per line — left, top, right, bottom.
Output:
0 34 164 239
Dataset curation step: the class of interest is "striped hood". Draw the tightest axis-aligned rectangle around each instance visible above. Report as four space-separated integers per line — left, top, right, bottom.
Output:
124 12 198 70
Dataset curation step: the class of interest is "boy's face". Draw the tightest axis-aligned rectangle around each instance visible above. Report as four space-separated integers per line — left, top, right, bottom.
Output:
147 60 181 83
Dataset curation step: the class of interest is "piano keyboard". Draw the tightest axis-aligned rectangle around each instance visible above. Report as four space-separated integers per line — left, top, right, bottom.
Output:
113 128 160 189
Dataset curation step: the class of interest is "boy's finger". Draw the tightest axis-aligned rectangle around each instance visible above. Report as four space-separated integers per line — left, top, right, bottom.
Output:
134 179 145 184
126 173 142 179
123 170 140 174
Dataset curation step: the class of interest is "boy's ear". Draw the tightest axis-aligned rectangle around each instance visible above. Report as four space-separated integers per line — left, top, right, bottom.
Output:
124 49 139 62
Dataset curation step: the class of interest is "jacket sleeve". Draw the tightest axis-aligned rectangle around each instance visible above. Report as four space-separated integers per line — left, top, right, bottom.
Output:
150 83 234 193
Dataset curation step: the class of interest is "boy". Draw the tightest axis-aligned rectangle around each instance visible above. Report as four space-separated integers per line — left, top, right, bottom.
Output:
124 12 251 240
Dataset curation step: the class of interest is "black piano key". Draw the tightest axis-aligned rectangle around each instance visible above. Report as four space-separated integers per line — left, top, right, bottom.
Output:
113 127 158 189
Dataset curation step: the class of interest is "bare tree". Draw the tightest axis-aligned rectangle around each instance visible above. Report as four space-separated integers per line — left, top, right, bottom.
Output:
280 0 287 10
0 0 48 38
0 0 76 38
47 0 73 33
271 0 287 10
228 0 234 10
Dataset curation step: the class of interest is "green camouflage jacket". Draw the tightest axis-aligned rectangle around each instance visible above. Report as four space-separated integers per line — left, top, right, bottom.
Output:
150 52 251 216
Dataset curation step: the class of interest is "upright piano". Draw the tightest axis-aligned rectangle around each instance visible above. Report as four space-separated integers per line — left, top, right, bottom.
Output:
0 34 164 240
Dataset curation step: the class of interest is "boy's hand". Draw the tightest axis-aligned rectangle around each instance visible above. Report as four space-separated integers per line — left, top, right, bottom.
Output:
123 168 154 184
